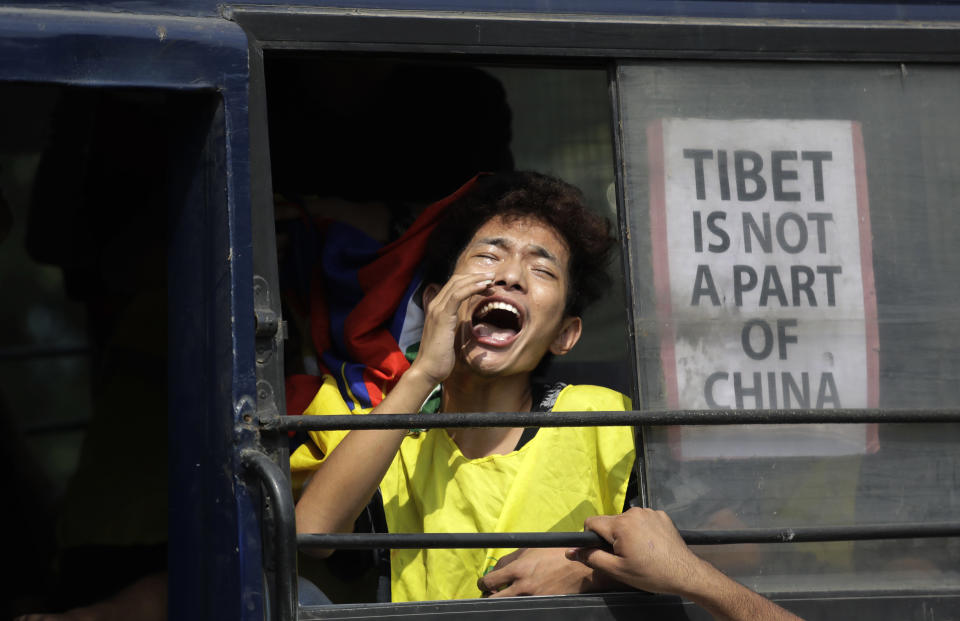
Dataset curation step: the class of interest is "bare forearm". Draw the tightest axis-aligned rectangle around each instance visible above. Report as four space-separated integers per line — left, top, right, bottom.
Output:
682 561 803 621
294 366 437 541
295 427 405 538
572 510 804 621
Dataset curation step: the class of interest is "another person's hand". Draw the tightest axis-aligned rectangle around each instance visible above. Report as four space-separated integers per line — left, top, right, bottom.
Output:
477 547 617 597
565 507 706 596
566 508 804 621
413 272 493 385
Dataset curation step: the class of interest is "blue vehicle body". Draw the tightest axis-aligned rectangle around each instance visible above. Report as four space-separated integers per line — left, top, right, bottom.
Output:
0 8 258 619
3 2 958 619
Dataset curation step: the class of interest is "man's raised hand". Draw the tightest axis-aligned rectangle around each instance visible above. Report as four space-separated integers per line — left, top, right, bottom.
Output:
414 272 494 385
294 273 496 544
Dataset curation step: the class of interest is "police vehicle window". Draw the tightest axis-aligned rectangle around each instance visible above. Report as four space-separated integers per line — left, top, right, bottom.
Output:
267 57 627 393
266 57 628 602
0 84 91 614
2 82 215 618
619 61 960 592
482 65 626 390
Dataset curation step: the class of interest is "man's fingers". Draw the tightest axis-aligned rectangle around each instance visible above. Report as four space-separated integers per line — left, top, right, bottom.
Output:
583 514 618 545
437 272 495 304
487 583 522 598
477 566 514 595
573 547 623 579
493 548 521 570
567 540 624 577
443 276 494 313
430 272 494 313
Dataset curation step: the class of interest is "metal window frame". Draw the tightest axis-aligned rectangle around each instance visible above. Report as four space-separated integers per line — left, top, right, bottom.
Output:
229 6 960 619
227 7 960 62
244 409 960 619
293 590 960 621
0 8 262 621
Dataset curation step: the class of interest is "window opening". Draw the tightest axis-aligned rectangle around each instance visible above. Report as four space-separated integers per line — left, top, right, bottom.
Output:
618 60 960 594
266 55 631 604
3 82 213 619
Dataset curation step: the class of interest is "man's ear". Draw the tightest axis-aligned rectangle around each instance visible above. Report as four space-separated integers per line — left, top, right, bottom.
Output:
550 316 583 356
421 283 442 310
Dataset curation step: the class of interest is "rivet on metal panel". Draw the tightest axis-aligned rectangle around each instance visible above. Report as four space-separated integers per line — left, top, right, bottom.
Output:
254 309 279 337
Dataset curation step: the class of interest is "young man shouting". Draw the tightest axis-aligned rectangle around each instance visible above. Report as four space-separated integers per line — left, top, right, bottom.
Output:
292 172 806 620
292 171 635 601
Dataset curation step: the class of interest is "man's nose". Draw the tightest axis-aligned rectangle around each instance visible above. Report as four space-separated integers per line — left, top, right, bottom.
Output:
494 258 525 291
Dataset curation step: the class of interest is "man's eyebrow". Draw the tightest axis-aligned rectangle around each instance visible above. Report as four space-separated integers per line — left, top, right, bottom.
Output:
476 236 509 250
475 237 559 264
527 244 559 264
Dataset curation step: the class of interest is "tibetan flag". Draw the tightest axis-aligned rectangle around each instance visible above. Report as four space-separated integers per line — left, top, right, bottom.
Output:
285 176 481 416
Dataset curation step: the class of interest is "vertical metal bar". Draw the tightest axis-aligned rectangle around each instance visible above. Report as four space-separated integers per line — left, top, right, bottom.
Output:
244 32 295 620
242 449 298 621
608 60 649 508
246 34 289 431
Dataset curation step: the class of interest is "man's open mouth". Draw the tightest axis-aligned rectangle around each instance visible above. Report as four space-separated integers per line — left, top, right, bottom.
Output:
471 300 523 346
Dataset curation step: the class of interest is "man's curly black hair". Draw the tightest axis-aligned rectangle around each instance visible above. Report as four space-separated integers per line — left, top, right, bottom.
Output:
422 171 616 317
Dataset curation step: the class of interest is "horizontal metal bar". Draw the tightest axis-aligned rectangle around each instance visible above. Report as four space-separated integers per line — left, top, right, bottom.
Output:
264 409 960 432
301 531 605 550
299 521 960 550
298 591 960 621
232 8 960 64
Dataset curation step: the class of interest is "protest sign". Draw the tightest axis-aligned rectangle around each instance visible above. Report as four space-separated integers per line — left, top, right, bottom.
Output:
647 118 879 458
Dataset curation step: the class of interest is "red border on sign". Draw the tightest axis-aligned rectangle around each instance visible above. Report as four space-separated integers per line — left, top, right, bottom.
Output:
647 119 680 410
851 122 881 452
650 119 881 458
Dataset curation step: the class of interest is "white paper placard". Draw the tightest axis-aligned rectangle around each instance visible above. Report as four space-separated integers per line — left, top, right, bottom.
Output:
647 118 879 459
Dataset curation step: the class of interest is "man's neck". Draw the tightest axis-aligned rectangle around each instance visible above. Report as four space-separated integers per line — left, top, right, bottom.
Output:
440 369 533 459
440 369 533 413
